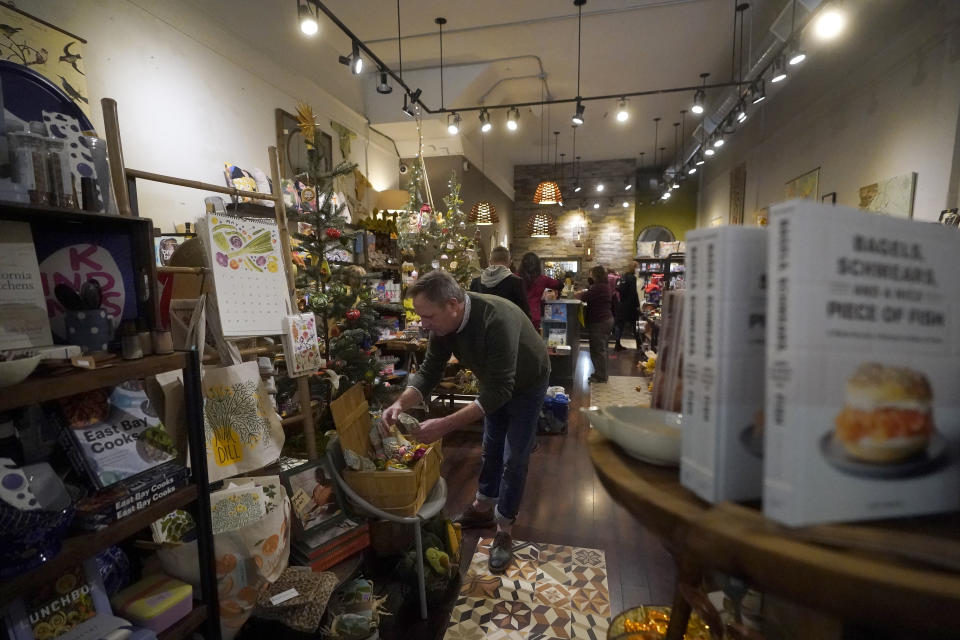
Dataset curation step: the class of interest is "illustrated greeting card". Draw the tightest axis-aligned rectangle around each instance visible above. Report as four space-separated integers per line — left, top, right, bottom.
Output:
281 312 323 377
201 213 290 336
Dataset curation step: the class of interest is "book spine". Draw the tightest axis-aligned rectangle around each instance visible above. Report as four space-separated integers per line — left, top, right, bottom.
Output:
113 472 190 521
58 423 104 489
680 236 702 496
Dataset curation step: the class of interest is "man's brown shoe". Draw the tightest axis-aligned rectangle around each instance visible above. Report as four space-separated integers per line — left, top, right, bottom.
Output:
453 503 496 529
489 531 513 574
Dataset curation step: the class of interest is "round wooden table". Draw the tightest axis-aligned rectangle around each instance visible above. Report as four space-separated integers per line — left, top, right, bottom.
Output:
588 429 960 639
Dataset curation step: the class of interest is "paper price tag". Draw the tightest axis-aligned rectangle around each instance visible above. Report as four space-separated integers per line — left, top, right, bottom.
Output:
269 588 299 605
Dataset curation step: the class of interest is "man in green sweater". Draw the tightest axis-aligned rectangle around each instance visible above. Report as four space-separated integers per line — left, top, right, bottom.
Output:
382 270 550 573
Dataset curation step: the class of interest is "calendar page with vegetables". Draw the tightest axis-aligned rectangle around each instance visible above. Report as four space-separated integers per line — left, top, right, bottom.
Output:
201 213 289 336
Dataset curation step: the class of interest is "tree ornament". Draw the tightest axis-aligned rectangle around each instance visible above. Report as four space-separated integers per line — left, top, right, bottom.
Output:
346 308 361 321
319 259 331 282
301 185 317 203
325 227 342 239
364 369 376 382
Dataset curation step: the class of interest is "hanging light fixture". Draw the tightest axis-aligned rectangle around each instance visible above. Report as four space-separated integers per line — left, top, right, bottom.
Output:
593 202 600 209
571 0 587 127
771 55 788 83
572 129 582 193
447 112 461 135
596 183 604 192
671 121 680 188
713 134 725 148
751 80 766 104
338 40 363 74
479 109 492 132
616 98 629 122
688 166 697 175
401 93 415 118
622 201 630 208
298 0 318 35
695 151 705 165
736 102 748 123
506 106 519 131
624 179 632 191
813 1 846 40
573 155 582 193
691 72 709 115
376 70 392 94
534 128 564 206
527 211 557 237
704 146 716 157
469 131 499 225
651 118 661 176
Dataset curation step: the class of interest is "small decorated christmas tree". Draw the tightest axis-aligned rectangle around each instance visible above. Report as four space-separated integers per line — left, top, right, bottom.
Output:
397 169 479 288
287 102 384 405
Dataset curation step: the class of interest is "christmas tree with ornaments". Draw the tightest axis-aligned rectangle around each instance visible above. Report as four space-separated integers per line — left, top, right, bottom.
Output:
398 167 480 288
287 102 385 405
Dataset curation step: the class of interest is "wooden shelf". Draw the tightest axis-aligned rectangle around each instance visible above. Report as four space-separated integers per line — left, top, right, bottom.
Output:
0 352 188 411
158 604 208 640
588 430 960 636
0 485 198 605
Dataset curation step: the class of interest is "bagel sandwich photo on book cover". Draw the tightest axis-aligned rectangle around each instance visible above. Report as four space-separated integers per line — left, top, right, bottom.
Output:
763 199 960 527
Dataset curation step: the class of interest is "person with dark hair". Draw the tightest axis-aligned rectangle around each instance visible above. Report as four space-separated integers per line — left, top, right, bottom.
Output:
614 262 641 351
382 270 550 574
576 264 614 383
469 246 531 320
518 251 561 331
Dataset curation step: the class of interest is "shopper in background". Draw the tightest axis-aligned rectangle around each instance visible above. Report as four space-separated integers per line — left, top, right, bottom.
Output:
382 270 550 574
576 265 614 383
469 246 531 320
614 262 641 352
518 251 561 331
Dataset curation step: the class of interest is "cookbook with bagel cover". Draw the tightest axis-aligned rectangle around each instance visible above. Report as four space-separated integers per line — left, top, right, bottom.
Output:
764 199 960 526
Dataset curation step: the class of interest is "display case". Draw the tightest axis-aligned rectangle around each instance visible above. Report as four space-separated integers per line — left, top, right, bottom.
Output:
540 299 582 389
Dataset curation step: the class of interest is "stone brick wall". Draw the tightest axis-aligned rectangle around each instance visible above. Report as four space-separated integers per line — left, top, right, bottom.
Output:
512 159 638 276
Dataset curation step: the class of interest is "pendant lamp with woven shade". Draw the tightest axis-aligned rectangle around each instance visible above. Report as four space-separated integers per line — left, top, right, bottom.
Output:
533 180 563 206
468 129 499 225
527 210 557 238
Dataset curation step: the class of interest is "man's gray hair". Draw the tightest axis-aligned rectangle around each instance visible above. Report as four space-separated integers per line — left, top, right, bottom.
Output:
489 246 510 264
408 269 465 305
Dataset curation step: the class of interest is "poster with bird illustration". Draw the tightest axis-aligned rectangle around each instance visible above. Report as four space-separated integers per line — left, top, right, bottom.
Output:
0 4 90 119
200 212 290 336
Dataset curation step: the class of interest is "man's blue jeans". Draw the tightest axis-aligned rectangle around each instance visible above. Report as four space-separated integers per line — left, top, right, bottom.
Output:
476 381 548 522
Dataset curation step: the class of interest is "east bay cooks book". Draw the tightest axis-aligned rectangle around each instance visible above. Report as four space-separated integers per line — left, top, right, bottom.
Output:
764 199 960 526
681 226 767 503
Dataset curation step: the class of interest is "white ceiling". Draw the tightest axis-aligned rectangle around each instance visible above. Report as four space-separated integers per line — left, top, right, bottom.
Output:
191 0 793 179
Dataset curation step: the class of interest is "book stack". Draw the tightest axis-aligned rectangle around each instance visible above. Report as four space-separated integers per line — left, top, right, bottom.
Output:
764 200 960 525
681 227 767 503
291 518 371 571
74 460 190 529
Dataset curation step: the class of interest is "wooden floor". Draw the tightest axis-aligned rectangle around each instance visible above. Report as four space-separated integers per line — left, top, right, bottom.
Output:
429 346 677 635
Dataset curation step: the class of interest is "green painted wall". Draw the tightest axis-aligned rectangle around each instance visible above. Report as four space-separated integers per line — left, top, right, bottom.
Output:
634 179 698 243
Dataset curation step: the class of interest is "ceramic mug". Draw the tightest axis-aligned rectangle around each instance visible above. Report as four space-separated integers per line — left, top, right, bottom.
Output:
64 309 113 353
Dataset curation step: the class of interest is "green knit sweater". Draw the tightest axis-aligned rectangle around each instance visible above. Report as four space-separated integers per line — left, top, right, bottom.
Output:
408 292 550 413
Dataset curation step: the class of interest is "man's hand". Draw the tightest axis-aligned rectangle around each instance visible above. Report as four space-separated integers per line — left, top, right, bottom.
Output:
414 417 450 444
380 402 403 436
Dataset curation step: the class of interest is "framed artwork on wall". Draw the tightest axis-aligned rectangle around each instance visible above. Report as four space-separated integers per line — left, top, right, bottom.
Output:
821 192 837 205
785 167 820 201
858 172 917 218
275 108 333 180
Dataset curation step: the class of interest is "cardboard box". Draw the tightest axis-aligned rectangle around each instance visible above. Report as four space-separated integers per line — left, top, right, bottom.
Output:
330 383 442 517
764 200 960 526
110 573 192 633
681 227 767 503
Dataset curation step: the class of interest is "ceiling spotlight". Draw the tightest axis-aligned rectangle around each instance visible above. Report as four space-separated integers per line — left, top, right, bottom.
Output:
736 105 748 124
814 3 846 40
624 180 632 191
479 109 492 133
593 202 600 209
672 180 679 190
688 166 697 175
622 201 630 208
376 71 392 94
788 46 806 66
401 94 415 118
572 98 585 127
771 56 788 83
506 106 519 131
704 147 715 157
751 81 766 105
447 112 461 135
616 98 629 123
596 183 604 192
713 136 725 148
298 0 318 35
574 184 582 193
691 72 709 115
339 40 363 75
695 152 705 165
661 191 672 200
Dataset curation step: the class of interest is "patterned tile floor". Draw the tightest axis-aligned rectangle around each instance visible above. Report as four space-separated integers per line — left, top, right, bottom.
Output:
444 538 610 640
588 375 651 408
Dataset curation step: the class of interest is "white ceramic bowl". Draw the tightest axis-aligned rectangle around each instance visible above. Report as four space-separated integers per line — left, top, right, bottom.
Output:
0 354 42 387
582 405 682 466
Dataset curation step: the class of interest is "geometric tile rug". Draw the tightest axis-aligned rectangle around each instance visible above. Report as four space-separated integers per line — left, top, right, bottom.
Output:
588 375 651 409
444 538 610 640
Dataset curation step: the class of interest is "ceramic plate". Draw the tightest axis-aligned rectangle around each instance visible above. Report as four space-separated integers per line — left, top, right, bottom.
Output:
0 60 94 131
